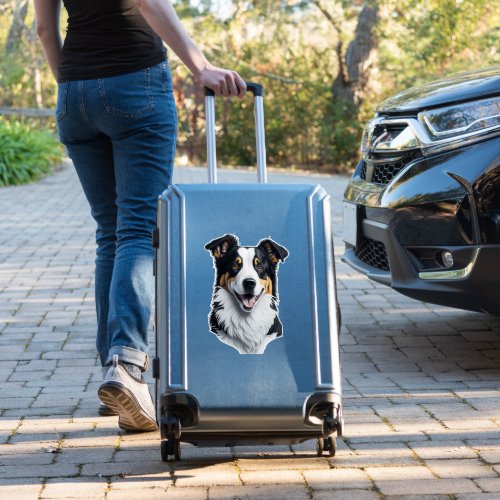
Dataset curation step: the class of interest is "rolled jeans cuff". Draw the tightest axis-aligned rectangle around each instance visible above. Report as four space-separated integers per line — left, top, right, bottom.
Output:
106 346 149 371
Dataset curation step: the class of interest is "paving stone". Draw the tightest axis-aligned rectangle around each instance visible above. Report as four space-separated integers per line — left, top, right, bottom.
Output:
174 463 241 487
237 457 330 471
18 418 94 437
476 449 500 464
442 419 498 430
329 451 420 469
350 441 417 459
81 461 170 478
366 465 435 481
346 432 429 445
31 394 81 408
433 431 500 442
207 484 310 499
0 480 43 500
389 419 446 434
426 458 497 479
475 477 500 492
110 477 171 490
303 468 372 489
63 431 120 448
313 490 378 500
160 487 208 499
384 496 450 500
0 397 35 409
0 451 55 466
9 433 61 446
1 164 500 498
107 490 168 500
15 360 58 372
0 463 79 479
240 470 303 485
1 386 41 399
232 445 292 458
0 417 21 431
456 494 500 500
53 447 115 464
377 478 481 496
410 441 477 460
41 478 108 498
177 445 234 463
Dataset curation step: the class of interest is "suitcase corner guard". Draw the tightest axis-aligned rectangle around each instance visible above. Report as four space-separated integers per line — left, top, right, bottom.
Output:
304 392 343 438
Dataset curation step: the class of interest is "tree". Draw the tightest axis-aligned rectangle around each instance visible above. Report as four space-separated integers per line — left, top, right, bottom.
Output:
310 1 379 107
0 0 497 170
377 0 499 96
4 0 28 55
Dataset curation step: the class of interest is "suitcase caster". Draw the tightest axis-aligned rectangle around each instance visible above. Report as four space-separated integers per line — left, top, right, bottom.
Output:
161 438 181 462
323 414 335 437
160 417 181 462
316 436 336 457
323 408 343 438
316 412 339 457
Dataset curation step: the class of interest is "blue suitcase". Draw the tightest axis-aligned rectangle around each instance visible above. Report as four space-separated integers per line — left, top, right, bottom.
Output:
153 84 343 461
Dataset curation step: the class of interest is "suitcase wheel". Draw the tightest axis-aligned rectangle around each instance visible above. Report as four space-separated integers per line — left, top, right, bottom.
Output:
316 436 336 457
161 438 181 462
160 417 182 462
323 414 336 437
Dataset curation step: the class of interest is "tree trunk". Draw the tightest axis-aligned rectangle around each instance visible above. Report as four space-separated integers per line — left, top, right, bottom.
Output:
332 3 378 106
27 19 44 109
5 0 29 55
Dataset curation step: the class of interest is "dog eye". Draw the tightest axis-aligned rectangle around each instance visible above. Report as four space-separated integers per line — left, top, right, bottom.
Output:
232 262 241 271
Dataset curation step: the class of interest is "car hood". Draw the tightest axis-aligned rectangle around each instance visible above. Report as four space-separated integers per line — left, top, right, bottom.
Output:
377 67 500 114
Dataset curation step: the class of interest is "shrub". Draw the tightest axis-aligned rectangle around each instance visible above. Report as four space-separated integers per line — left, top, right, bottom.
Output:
0 119 63 186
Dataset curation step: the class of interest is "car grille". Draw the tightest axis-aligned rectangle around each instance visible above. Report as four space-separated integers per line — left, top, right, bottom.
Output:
359 152 420 186
353 238 390 271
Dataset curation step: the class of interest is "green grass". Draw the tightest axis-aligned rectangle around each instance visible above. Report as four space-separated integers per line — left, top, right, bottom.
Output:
0 118 63 187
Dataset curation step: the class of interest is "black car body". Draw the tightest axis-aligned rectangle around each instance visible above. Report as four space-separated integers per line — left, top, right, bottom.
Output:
342 67 500 314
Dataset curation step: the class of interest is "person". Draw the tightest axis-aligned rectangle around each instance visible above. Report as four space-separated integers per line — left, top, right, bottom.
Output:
34 0 246 432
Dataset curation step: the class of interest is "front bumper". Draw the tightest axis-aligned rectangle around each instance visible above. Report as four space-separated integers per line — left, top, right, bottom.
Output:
342 137 500 314
343 220 500 313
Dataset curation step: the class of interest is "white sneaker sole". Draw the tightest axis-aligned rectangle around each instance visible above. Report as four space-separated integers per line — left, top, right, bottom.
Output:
98 382 158 432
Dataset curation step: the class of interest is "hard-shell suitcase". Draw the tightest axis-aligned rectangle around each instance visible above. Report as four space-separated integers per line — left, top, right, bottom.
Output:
153 83 343 461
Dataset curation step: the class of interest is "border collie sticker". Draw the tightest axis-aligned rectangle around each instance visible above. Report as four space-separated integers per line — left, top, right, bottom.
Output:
205 234 288 354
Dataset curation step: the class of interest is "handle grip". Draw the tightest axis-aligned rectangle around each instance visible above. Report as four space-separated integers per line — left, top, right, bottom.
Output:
204 81 267 184
204 82 264 97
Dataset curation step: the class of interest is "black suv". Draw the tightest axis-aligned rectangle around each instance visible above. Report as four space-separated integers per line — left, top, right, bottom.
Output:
342 67 500 314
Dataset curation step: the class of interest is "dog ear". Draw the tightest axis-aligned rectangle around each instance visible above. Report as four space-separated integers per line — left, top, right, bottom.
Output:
258 238 289 266
205 234 239 260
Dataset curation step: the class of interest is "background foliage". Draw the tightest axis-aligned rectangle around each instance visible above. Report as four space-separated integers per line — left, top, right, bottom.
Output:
0 118 63 186
0 0 498 176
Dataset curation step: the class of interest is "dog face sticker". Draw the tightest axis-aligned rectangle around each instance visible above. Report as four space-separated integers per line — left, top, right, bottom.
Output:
205 234 288 354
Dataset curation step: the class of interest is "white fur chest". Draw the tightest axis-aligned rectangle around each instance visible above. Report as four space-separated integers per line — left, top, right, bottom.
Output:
212 287 279 354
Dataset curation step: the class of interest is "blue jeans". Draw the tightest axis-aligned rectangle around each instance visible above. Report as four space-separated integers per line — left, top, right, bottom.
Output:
56 61 177 369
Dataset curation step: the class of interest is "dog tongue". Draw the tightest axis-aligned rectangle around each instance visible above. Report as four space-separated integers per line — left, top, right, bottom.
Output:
242 295 256 309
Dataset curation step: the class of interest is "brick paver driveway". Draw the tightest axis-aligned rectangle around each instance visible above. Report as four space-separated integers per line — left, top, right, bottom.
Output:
1 162 499 499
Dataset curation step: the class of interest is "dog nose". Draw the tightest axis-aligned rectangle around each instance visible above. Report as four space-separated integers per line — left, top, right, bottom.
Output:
243 279 256 291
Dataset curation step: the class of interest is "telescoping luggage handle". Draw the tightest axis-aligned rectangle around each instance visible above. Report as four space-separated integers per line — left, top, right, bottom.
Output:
204 82 267 184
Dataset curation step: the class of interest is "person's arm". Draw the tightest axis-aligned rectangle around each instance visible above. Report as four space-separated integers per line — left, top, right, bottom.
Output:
34 0 63 80
134 0 246 97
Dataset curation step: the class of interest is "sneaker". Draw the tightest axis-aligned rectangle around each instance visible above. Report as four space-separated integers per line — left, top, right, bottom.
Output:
98 355 158 432
98 403 118 417
98 367 118 417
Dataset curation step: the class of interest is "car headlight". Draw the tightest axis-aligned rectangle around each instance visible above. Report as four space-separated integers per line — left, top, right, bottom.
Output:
362 97 500 158
419 97 500 139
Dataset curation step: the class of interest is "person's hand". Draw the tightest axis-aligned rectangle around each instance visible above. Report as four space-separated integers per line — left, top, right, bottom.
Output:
197 65 247 98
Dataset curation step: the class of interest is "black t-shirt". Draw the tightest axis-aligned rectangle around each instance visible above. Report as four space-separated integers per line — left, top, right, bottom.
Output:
58 0 167 82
